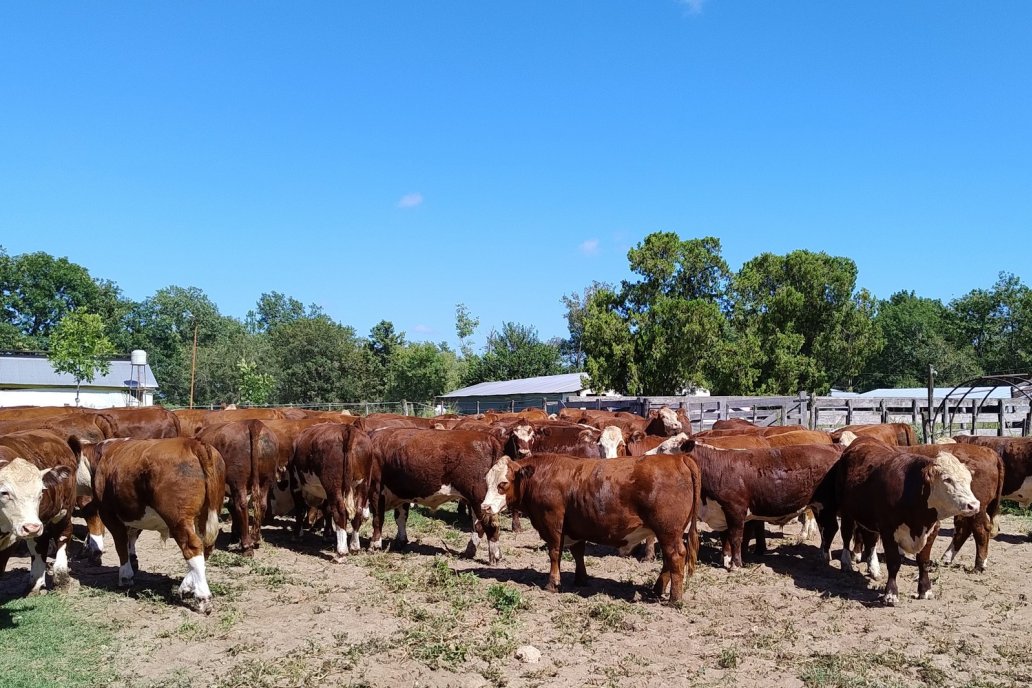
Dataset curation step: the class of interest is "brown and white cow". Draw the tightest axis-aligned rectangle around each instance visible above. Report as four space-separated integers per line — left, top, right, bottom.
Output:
78 438 226 613
368 429 504 563
953 435 1032 509
832 423 917 446
0 430 77 593
197 420 282 555
837 437 979 605
648 438 842 569
480 453 702 602
290 423 375 561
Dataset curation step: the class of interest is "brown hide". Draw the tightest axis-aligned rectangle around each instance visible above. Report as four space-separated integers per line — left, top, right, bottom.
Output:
908 443 1004 570
0 414 108 444
368 429 503 562
174 409 210 437
765 430 834 447
837 438 977 604
684 443 842 569
196 420 281 554
361 414 438 431
712 418 759 430
95 406 180 439
490 452 701 602
953 435 1032 503
0 430 78 592
831 423 916 446
81 438 226 611
291 423 375 560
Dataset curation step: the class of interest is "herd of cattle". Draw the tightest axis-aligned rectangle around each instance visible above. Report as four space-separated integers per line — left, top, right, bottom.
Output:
1 403 1031 614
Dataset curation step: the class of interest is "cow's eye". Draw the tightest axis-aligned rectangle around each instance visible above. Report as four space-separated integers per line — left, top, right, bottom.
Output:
0 488 10 500
497 481 510 492
943 477 954 486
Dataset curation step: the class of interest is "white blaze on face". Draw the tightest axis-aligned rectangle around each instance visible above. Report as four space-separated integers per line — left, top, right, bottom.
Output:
838 431 858 446
0 458 49 539
645 432 690 455
511 423 535 456
927 451 979 517
599 426 624 459
481 457 513 515
658 407 682 434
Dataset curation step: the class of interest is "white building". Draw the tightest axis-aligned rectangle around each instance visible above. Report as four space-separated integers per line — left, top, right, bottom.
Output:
0 352 159 408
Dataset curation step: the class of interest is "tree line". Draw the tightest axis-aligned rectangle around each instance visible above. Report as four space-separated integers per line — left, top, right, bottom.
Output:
2 235 1028 405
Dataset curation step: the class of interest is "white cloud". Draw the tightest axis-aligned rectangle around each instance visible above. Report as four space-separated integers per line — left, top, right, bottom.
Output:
679 0 705 14
412 324 433 334
579 239 600 256
398 192 424 208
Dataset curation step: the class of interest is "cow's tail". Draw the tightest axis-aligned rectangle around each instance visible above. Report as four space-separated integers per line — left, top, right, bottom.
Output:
901 423 917 446
197 442 227 549
681 455 701 577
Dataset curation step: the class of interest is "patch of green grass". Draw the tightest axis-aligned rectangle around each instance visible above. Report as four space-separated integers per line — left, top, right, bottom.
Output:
1000 500 1032 517
718 647 739 670
487 584 527 619
0 593 117 688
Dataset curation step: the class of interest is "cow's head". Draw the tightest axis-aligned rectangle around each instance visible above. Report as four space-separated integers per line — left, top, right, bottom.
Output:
925 451 979 517
652 406 683 435
0 458 72 539
598 426 625 459
837 430 859 447
508 421 536 458
481 456 535 516
644 433 695 455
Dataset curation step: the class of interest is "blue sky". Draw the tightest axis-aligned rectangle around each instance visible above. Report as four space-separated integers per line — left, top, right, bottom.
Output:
1 2 1029 349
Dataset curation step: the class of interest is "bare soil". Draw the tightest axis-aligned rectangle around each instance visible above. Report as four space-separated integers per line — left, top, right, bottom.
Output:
3 505 1032 688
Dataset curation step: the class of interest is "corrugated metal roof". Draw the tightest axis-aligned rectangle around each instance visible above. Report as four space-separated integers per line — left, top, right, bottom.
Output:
441 372 587 398
0 354 159 389
859 386 1012 399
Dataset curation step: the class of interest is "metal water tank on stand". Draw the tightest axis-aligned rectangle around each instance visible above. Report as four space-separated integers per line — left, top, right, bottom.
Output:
129 350 148 406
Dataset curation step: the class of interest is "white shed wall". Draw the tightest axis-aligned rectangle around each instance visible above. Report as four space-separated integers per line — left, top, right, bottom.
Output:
0 388 153 409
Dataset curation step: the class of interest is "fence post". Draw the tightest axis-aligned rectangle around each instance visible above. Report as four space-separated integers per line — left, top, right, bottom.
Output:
1024 405 1032 437
998 401 1006 437
880 399 888 424
476 401 480 415
911 399 919 427
719 400 728 421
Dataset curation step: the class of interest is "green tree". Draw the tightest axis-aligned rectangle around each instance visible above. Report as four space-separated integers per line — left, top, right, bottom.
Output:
726 250 882 394
246 291 322 333
269 316 374 404
387 342 452 401
948 273 1032 375
560 281 609 371
463 322 563 385
580 232 731 395
236 356 276 406
0 248 127 348
861 291 981 389
48 311 116 405
455 303 479 359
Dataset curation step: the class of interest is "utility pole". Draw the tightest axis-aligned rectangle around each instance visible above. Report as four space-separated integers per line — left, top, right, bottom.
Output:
189 322 198 409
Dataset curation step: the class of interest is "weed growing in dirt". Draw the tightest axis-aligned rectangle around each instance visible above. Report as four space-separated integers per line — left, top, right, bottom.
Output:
488 583 527 619
718 647 740 670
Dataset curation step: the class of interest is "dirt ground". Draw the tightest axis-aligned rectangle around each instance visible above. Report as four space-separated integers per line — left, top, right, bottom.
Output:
3 504 1032 688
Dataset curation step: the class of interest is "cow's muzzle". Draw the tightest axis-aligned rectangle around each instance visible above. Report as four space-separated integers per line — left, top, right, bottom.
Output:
17 521 43 538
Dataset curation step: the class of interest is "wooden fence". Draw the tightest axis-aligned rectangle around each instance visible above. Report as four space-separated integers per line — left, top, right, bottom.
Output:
564 393 1032 438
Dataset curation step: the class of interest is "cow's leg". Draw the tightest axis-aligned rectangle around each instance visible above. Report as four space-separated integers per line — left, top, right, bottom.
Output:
859 530 880 579
972 512 991 571
544 536 562 593
394 503 410 549
370 492 386 551
943 515 972 567
880 528 903 606
290 490 307 541
169 520 213 615
107 520 134 588
816 506 839 564
232 488 252 556
83 505 105 565
0 547 11 576
511 508 523 534
126 527 142 572
252 482 269 549
25 536 48 594
725 515 746 570
485 514 501 565
839 516 856 572
657 534 688 603
52 516 74 589
570 540 588 586
641 535 657 562
327 495 351 563
464 517 483 559
750 521 767 556
915 523 939 600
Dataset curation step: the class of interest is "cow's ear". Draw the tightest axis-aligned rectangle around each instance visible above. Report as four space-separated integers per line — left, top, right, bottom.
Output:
42 465 73 488
629 430 645 442
538 427 551 437
682 439 696 452
517 465 536 481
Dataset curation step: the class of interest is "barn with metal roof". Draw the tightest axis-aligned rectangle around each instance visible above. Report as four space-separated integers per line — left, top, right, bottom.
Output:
0 352 159 408
439 372 593 414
